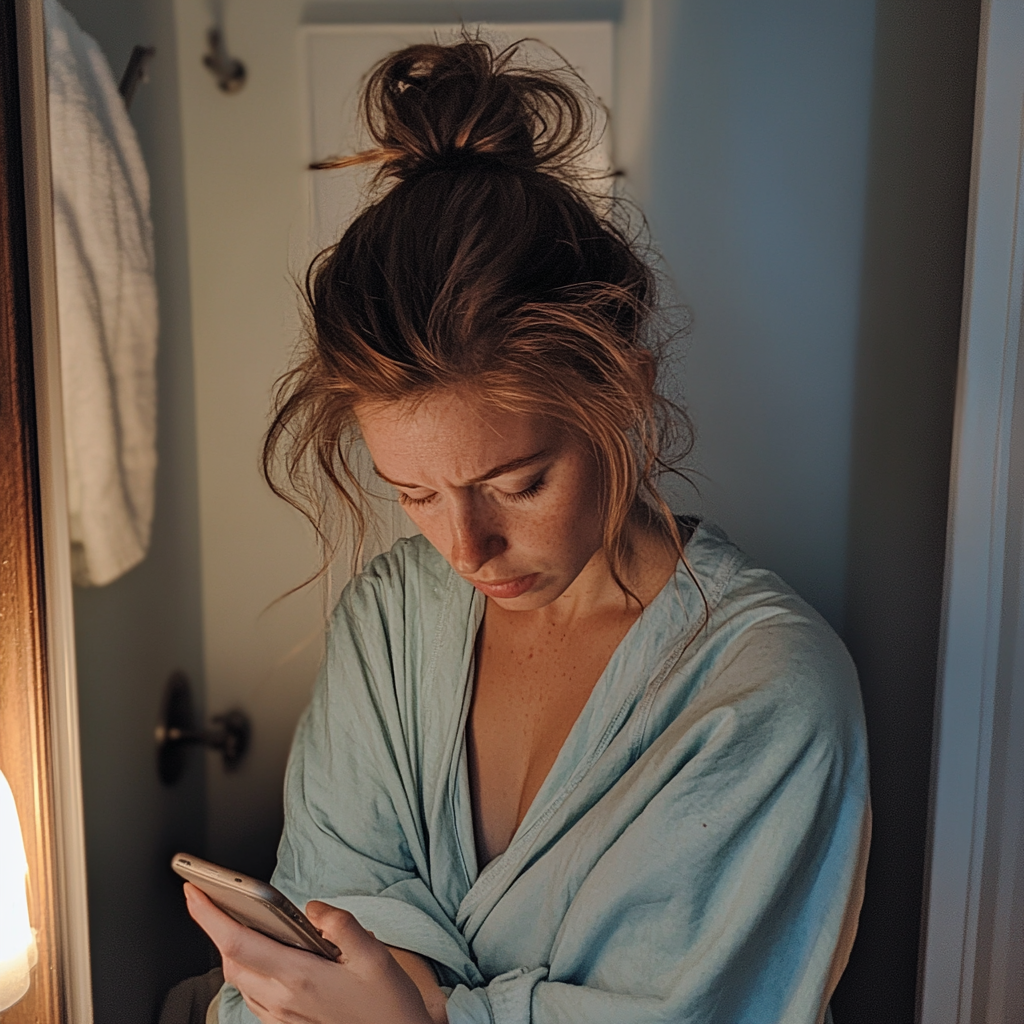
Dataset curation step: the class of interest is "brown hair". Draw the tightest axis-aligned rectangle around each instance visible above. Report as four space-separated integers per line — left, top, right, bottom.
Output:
264 37 693 601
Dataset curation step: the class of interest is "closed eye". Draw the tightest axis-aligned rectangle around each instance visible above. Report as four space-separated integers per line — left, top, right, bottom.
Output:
502 477 545 503
398 476 546 508
397 491 437 507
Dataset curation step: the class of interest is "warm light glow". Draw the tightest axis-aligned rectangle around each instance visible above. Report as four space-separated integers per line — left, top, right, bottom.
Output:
0 770 36 1010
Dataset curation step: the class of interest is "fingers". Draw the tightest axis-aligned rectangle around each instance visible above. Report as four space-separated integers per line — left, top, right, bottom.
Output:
305 901 385 963
240 992 282 1024
184 884 317 977
184 886 332 1022
228 960 309 1023
183 883 250 958
183 882 231 938
184 886 430 1024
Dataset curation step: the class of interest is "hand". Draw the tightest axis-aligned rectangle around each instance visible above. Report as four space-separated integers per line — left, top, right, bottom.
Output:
184 883 436 1024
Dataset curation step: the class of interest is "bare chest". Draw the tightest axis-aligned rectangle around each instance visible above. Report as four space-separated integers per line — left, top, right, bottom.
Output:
466 610 637 868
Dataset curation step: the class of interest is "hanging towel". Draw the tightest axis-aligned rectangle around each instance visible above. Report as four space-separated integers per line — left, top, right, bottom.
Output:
44 0 158 587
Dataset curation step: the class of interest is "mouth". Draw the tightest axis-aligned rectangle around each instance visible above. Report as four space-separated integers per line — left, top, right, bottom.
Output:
467 573 540 600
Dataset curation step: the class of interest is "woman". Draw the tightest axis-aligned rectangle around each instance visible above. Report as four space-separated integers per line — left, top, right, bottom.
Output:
186 38 869 1024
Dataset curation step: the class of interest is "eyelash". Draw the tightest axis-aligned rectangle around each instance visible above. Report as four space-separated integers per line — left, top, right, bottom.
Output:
398 477 546 508
398 492 436 508
503 478 545 503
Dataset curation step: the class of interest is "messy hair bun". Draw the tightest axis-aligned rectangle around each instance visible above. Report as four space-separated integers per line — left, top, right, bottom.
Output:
311 39 594 181
266 37 693 599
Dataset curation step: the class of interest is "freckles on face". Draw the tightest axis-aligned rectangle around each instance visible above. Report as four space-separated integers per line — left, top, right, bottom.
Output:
354 389 604 608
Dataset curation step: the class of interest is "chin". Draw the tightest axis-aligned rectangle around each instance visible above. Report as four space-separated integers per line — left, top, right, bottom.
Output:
490 591 547 611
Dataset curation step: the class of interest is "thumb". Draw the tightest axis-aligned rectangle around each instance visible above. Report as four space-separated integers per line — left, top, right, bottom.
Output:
305 902 382 959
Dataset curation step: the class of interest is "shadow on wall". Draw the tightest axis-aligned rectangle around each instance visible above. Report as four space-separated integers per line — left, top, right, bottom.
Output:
835 1 979 1021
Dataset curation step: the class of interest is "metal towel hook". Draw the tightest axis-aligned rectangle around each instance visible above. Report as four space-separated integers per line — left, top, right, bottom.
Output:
118 45 156 109
203 26 246 94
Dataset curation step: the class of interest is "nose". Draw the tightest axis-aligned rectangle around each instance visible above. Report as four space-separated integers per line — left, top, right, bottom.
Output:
448 499 506 576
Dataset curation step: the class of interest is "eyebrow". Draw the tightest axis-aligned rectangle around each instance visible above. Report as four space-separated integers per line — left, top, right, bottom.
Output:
373 449 551 490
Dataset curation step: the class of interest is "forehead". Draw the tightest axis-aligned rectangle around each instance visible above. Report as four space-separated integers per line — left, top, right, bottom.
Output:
355 390 556 484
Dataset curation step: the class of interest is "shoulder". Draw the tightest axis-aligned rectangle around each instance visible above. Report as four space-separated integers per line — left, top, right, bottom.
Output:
326 534 475 674
349 531 453 592
331 533 461 623
663 521 865 769
309 536 473 733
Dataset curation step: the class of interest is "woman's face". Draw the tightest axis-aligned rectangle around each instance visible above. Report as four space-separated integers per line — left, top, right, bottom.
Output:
355 388 605 611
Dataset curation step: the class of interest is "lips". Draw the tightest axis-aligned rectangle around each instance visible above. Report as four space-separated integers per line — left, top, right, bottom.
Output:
467 573 540 599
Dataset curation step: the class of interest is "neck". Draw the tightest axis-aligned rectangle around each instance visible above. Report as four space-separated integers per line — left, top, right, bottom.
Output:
510 516 682 628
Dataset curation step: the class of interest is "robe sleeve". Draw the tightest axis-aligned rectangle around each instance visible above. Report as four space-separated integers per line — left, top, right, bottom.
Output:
443 613 870 1024
218 550 484 1024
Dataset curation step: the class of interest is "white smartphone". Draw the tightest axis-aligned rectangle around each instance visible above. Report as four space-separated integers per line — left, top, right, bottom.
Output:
171 852 341 960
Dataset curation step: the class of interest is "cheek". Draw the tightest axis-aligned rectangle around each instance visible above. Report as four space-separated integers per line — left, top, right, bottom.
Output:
398 504 441 544
557 456 603 528
529 472 604 555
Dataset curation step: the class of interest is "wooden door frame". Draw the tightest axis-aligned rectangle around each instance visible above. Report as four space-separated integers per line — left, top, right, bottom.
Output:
0 0 63 1015
2 0 91 1020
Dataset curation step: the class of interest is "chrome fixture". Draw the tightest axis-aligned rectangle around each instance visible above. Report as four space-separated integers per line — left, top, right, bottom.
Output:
203 26 246 94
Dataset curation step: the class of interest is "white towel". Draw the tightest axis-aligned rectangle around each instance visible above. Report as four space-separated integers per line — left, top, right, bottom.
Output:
45 0 158 587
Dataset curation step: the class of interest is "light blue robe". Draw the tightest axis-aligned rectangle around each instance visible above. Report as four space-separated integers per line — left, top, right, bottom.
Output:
219 521 869 1024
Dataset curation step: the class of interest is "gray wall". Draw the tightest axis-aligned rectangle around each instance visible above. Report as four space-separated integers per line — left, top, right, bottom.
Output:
647 1 875 631
644 2 978 1019
56 0 212 1020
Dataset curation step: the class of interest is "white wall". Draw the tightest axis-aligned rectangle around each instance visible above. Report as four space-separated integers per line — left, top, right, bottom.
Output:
643 2 875 631
173 0 324 879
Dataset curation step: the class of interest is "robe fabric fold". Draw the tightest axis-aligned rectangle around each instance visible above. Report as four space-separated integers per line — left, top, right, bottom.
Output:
220 521 869 1024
